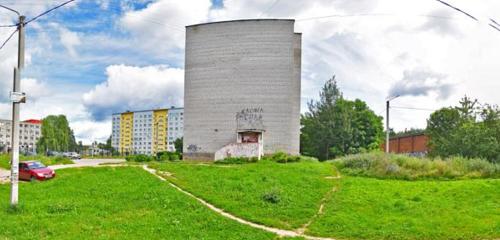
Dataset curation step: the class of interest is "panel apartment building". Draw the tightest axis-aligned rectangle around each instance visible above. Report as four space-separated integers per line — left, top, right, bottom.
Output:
0 119 42 154
111 107 183 155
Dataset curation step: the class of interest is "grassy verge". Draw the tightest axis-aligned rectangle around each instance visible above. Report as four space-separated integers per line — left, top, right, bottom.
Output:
150 160 337 230
0 154 73 169
81 155 125 159
333 152 499 180
306 176 500 240
0 167 274 239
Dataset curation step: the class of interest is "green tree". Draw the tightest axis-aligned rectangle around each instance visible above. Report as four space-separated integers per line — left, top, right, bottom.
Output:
391 128 425 138
426 96 500 162
300 76 383 160
36 115 77 154
174 137 183 153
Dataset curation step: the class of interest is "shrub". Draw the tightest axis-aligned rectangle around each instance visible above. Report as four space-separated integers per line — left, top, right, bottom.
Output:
333 152 500 180
125 154 154 162
263 152 317 163
215 156 258 164
156 151 182 161
262 188 281 204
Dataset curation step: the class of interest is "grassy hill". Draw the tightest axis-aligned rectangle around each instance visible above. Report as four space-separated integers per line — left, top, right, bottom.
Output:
1 155 498 240
0 167 273 239
151 159 500 240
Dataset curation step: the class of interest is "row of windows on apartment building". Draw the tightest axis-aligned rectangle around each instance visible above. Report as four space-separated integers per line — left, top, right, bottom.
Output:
0 135 39 140
0 129 40 134
0 141 35 147
112 127 183 134
0 124 40 129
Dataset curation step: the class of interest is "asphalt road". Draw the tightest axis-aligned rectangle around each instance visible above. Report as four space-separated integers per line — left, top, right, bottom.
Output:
0 158 126 183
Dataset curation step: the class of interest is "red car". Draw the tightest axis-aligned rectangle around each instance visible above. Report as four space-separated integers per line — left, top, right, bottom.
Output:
18 161 56 181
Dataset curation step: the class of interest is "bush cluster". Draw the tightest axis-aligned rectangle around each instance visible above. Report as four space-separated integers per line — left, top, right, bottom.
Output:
334 152 500 180
263 151 318 163
125 154 155 162
215 152 319 164
125 152 182 162
262 188 281 204
215 156 259 164
157 151 181 161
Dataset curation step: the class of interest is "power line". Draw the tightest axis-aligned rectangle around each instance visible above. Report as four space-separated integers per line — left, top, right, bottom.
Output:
491 18 500 27
259 0 281 18
296 13 458 22
434 0 477 21
490 23 500 32
0 0 75 54
25 0 76 25
0 24 17 28
490 18 500 32
391 106 437 112
0 3 20 16
0 28 18 50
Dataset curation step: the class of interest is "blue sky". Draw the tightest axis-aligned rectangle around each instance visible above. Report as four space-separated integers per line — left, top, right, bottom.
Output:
1 0 499 143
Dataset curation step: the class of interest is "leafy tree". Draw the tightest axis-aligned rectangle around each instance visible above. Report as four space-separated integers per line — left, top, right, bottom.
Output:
174 137 183 153
426 96 500 162
36 115 77 154
301 76 383 160
391 128 425 138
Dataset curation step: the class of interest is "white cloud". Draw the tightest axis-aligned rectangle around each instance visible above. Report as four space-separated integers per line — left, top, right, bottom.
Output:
22 78 51 101
96 0 111 10
71 119 111 144
112 0 500 133
2 0 500 143
119 0 212 60
82 64 184 120
58 27 81 58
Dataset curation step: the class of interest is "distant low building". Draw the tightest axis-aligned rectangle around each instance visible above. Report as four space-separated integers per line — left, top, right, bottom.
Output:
381 133 429 156
111 107 184 155
0 119 42 154
82 142 111 157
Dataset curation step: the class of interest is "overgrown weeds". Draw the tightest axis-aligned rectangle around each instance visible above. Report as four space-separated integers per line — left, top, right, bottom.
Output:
333 152 499 180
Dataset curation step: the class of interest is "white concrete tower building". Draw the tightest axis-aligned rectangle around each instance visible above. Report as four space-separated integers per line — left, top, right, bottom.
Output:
183 19 301 160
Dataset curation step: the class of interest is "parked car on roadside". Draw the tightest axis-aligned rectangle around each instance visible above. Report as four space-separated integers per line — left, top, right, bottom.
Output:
68 152 81 159
47 151 62 157
18 161 56 181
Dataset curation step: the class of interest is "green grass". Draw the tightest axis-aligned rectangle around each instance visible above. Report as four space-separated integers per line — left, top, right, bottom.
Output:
333 152 500 180
306 176 500 240
151 160 499 240
0 154 73 169
81 155 125 159
150 160 337 230
0 167 274 240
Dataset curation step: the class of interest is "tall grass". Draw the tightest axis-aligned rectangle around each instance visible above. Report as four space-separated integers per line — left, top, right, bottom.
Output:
333 152 499 180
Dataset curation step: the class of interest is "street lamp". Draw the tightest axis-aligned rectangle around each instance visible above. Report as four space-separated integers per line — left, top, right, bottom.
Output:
386 95 400 153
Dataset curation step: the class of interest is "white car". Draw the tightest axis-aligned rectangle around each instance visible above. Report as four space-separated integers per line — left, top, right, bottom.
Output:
65 152 81 159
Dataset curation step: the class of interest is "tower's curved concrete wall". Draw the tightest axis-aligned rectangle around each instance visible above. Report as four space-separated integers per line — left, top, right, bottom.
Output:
183 19 301 160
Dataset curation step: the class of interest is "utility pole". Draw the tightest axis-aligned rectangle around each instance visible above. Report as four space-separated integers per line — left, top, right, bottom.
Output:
386 100 389 153
0 0 74 207
10 15 25 207
385 95 399 154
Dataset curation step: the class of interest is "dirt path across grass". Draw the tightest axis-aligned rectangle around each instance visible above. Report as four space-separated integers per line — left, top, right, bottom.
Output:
3 161 336 239
142 165 337 240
